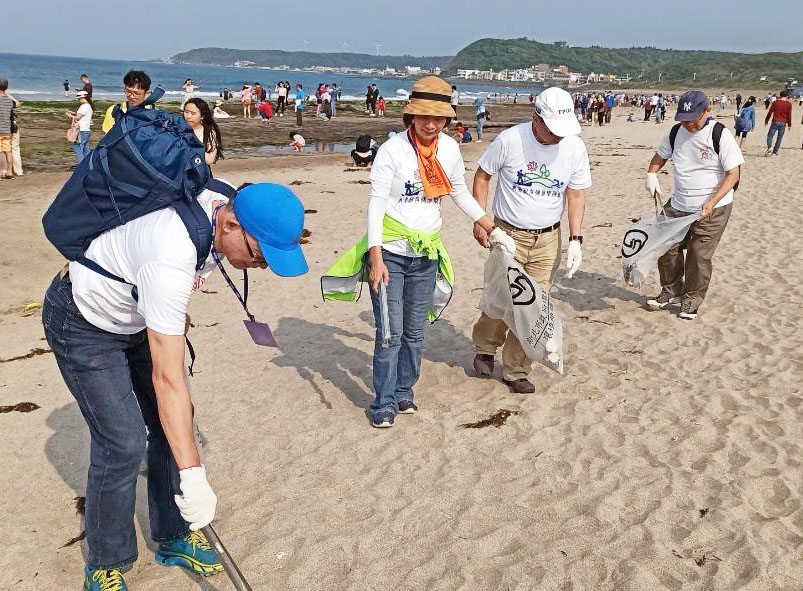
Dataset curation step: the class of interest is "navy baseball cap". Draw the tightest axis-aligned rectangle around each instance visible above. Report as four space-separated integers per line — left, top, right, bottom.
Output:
675 90 709 121
233 183 308 277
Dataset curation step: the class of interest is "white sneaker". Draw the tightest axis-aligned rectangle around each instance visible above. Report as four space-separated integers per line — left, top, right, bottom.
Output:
646 291 681 310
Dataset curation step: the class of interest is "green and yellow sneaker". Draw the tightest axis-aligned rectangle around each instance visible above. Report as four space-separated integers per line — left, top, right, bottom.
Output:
155 530 223 577
83 566 127 591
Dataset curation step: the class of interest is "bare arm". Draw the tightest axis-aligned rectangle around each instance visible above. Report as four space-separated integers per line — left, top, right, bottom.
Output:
471 168 494 246
146 329 200 470
648 153 668 172
566 188 586 236
701 167 740 218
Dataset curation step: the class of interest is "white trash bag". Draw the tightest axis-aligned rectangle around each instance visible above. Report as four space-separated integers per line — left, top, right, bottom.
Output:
621 213 697 288
480 246 563 375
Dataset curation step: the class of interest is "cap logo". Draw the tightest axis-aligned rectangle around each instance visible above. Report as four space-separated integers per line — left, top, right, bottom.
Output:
683 101 692 111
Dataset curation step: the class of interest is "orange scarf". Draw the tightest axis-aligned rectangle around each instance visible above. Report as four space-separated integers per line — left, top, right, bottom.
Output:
408 130 452 199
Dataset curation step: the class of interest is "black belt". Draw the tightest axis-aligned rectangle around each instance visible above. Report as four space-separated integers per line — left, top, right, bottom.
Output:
501 220 560 235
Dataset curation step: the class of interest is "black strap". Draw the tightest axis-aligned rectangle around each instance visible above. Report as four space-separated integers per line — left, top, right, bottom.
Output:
712 121 723 154
669 123 681 153
410 91 452 103
76 256 138 302
206 178 237 199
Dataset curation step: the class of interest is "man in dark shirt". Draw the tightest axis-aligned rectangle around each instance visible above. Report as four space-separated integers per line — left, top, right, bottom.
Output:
764 90 792 156
80 74 93 99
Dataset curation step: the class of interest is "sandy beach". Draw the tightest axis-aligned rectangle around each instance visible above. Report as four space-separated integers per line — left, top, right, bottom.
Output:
2 104 803 590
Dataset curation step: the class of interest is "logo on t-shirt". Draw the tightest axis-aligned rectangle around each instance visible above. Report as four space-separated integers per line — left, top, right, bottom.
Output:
403 179 424 196
699 146 716 161
513 161 565 190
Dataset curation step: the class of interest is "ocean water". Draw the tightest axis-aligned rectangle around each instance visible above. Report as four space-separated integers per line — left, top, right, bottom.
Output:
0 52 545 103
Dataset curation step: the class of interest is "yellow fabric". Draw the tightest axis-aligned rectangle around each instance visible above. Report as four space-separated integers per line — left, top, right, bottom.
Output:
408 130 452 199
102 102 126 134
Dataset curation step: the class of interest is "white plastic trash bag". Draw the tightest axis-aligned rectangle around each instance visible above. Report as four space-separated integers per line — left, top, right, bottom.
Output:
480 246 563 375
621 213 697 288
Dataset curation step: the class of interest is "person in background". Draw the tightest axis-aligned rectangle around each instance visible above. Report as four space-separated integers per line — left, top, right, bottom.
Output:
183 98 223 166
182 79 199 107
255 99 274 122
294 84 304 126
63 79 70 96
351 134 378 167
315 83 325 116
275 81 286 116
102 70 151 134
365 85 372 114
80 74 93 99
0 78 15 179
451 85 459 116
735 93 742 112
733 96 756 148
644 90 743 320
330 83 340 118
10 92 23 176
253 82 265 105
241 83 252 118
475 96 486 142
289 131 305 152
605 92 615 123
67 90 93 164
377 96 386 118
764 89 792 157
370 84 379 116
212 100 232 119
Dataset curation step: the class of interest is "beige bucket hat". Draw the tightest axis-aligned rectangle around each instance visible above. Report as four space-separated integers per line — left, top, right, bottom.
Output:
403 76 455 118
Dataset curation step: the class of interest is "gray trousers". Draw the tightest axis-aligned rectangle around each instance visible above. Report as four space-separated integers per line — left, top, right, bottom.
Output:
657 201 732 309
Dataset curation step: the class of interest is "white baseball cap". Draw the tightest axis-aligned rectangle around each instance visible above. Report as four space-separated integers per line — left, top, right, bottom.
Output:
534 87 581 137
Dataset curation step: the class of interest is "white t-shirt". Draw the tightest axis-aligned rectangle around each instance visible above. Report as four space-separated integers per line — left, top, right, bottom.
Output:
650 95 659 106
657 120 744 212
292 134 305 146
451 90 459 106
69 180 234 335
367 131 485 256
77 103 93 131
477 122 592 229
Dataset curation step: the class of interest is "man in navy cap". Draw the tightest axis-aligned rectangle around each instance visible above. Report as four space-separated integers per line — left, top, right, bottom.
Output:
42 180 307 590
643 90 743 320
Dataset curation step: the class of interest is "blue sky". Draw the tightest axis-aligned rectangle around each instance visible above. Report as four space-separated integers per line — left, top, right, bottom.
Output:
5 0 803 60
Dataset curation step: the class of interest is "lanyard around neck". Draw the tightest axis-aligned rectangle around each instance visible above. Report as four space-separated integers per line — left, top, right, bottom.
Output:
211 204 255 322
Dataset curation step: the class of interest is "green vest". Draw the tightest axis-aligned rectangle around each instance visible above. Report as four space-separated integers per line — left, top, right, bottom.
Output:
321 215 455 322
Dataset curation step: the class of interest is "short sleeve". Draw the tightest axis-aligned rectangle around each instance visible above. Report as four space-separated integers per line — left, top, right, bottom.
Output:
656 131 673 160
477 133 506 175
716 127 745 172
568 140 592 190
136 262 196 335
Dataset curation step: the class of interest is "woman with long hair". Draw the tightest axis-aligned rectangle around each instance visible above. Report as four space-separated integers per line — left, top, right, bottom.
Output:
322 76 514 428
183 98 223 166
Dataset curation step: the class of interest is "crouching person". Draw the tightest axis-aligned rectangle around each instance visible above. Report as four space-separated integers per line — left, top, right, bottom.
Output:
42 181 307 590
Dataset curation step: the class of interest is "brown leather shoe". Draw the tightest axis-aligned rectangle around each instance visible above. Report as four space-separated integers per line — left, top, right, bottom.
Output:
473 354 494 377
503 378 535 394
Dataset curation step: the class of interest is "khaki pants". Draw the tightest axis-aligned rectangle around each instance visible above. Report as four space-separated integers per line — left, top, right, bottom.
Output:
11 132 22 176
472 218 561 380
657 202 732 309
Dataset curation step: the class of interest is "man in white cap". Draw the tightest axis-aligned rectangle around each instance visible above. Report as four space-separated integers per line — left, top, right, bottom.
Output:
471 87 591 393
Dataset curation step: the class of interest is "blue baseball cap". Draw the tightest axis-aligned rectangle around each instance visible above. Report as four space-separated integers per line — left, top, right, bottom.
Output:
675 90 709 121
233 183 308 277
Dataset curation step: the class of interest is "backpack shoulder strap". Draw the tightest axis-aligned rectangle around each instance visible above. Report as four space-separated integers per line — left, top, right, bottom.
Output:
173 199 213 271
712 121 724 154
669 123 681 154
206 178 237 199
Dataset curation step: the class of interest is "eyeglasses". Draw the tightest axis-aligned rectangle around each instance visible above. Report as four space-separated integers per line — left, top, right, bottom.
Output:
124 87 146 97
240 226 266 266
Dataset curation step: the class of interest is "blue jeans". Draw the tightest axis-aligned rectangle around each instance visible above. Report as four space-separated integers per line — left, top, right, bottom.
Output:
476 115 484 140
73 130 91 163
766 122 786 154
42 273 189 569
369 251 437 420
330 100 337 117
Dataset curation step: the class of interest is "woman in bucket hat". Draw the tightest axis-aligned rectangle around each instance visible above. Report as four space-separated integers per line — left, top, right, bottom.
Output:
322 76 515 428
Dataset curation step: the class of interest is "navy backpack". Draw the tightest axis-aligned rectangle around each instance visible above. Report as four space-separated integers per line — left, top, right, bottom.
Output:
43 87 234 283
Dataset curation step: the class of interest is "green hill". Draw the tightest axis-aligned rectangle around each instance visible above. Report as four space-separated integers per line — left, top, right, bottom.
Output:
171 48 452 71
451 38 803 86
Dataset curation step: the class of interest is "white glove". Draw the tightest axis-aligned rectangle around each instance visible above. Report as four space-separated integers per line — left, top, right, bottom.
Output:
489 227 516 255
565 240 582 279
645 172 663 198
174 465 217 531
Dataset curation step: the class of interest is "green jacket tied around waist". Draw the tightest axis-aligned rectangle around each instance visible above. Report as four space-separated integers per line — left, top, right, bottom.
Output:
320 215 455 322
